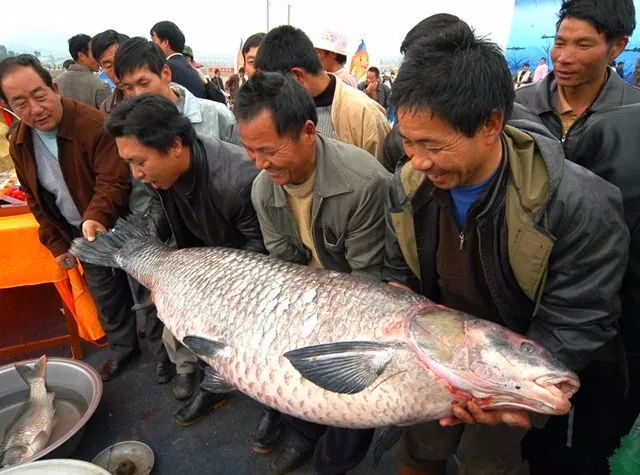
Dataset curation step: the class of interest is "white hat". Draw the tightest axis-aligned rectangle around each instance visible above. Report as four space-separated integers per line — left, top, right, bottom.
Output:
312 30 349 56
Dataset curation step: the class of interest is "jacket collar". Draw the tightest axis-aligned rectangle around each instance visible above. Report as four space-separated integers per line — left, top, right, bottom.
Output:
522 69 624 115
171 82 203 124
272 134 352 208
15 96 76 145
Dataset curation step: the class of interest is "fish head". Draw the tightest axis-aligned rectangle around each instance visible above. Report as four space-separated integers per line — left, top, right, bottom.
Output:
1 444 33 467
408 305 580 415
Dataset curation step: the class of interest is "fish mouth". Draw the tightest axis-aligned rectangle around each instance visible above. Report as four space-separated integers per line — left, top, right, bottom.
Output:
478 374 579 415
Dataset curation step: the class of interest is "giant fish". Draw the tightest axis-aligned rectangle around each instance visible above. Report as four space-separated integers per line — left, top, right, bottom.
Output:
70 217 579 431
1 355 56 467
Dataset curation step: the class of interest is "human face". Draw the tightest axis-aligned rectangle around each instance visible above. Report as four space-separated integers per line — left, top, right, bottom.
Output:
1 66 63 131
238 109 316 186
116 135 187 189
118 65 173 99
366 70 378 84
244 46 260 78
78 49 100 72
151 32 171 56
98 43 119 84
315 49 333 72
397 107 502 189
551 17 626 88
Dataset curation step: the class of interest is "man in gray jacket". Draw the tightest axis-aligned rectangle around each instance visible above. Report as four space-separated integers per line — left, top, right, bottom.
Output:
236 71 391 474
55 34 111 108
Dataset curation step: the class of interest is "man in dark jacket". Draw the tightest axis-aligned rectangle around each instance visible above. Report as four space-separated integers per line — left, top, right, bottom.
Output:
0 54 136 381
383 24 628 475
150 21 207 99
105 93 265 426
513 1 640 471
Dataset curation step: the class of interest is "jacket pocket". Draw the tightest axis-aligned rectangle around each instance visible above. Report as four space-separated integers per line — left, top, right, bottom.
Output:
322 225 345 250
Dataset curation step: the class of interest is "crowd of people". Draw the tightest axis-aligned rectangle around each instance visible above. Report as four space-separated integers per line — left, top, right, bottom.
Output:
0 0 639 473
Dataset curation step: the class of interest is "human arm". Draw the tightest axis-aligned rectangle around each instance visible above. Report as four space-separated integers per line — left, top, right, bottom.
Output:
525 166 629 372
343 171 392 280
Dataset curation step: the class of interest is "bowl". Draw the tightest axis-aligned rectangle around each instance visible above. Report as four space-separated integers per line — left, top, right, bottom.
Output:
92 441 154 475
0 357 102 465
0 458 110 474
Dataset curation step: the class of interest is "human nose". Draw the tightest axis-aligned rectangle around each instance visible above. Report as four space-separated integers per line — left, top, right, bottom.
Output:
552 44 574 65
254 153 272 170
130 164 144 180
409 147 435 172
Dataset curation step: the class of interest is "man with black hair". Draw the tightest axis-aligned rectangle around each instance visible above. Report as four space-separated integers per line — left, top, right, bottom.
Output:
383 21 628 475
0 55 138 383
55 34 111 108
358 66 391 110
236 70 390 475
106 93 264 425
255 25 389 161
113 37 239 421
91 29 130 113
515 63 533 88
115 37 237 144
150 21 207 99
513 1 640 472
242 32 266 78
380 14 470 173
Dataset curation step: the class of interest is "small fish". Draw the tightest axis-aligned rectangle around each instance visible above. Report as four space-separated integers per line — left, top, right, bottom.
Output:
0 355 56 467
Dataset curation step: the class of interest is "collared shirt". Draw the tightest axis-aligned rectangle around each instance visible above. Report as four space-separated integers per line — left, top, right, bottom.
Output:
555 85 578 134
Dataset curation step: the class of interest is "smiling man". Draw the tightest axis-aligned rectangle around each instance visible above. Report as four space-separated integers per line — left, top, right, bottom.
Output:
0 54 137 382
383 22 629 475
236 71 390 474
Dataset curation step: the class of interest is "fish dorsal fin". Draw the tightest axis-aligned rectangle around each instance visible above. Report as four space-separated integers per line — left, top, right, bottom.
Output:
47 392 55 405
201 366 235 393
283 341 393 394
183 336 229 358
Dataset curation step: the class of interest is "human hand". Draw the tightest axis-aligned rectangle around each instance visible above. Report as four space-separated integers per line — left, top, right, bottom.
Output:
82 220 107 242
55 252 77 270
439 401 531 430
388 281 412 292
366 80 378 94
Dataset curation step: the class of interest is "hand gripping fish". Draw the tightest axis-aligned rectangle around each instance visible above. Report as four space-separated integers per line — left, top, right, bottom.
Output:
0 355 56 467
70 216 578 435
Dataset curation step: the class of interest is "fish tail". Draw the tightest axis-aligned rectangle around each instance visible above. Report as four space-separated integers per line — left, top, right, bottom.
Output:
70 213 157 268
35 354 47 379
15 363 36 385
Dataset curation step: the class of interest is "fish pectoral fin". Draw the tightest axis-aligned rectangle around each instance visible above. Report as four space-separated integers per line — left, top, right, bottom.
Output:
201 366 235 393
283 341 393 394
31 430 51 449
371 426 405 467
183 336 229 358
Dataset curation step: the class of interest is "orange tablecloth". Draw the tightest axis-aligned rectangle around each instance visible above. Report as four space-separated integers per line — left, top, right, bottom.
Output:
0 212 105 342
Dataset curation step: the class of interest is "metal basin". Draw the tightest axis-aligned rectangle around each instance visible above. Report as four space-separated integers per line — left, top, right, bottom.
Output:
92 440 154 475
0 459 110 474
0 357 102 465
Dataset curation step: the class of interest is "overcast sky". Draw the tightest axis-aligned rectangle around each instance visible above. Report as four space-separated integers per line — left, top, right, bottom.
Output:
2 0 516 63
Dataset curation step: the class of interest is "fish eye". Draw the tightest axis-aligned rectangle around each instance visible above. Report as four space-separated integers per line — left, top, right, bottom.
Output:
520 342 535 354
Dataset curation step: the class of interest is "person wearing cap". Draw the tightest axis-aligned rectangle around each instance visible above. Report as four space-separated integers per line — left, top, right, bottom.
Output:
312 30 358 87
183 45 208 84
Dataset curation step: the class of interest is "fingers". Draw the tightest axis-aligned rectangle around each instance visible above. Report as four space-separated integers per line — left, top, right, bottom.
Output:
502 412 532 430
439 417 464 427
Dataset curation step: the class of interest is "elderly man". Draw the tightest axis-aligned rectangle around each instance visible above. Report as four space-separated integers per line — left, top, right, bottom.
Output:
0 55 136 381
255 25 390 161
236 71 390 474
105 93 265 426
383 22 628 475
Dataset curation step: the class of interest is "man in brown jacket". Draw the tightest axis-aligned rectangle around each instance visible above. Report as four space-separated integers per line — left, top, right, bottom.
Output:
0 54 137 381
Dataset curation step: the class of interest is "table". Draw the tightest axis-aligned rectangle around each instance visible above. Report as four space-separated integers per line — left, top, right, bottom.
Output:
0 212 105 359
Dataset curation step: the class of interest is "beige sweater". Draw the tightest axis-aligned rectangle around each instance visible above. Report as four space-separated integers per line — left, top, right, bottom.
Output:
284 170 322 268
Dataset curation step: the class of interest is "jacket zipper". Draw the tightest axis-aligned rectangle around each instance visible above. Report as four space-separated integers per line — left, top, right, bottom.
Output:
459 231 465 251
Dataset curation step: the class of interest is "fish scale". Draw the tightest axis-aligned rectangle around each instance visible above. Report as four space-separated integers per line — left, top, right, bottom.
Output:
71 219 579 430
